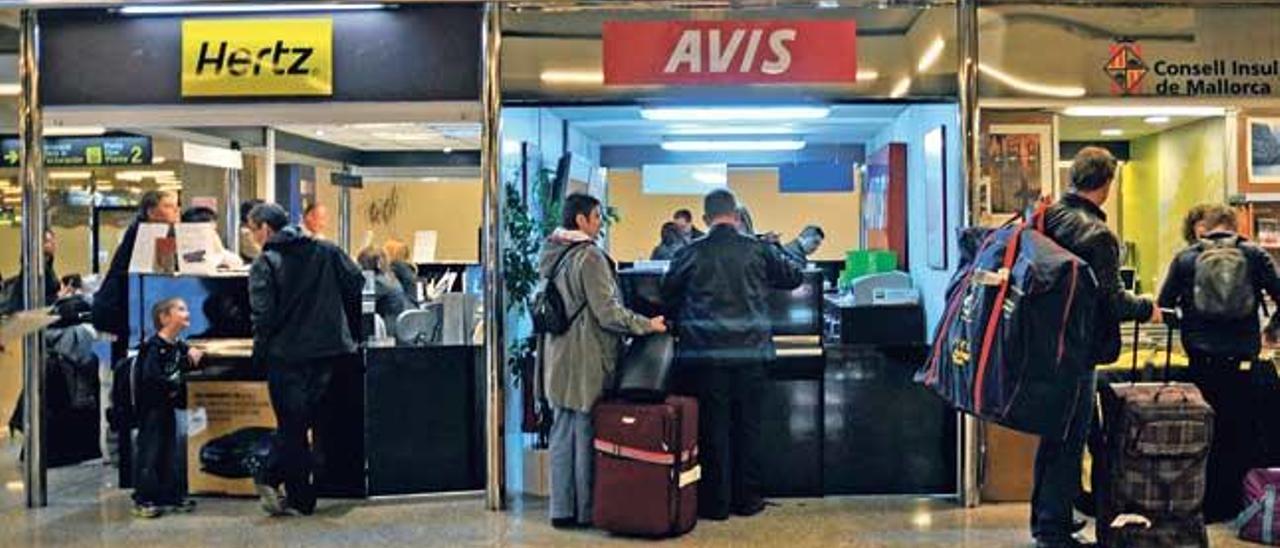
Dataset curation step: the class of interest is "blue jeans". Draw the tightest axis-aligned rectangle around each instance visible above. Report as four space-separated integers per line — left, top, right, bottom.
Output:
1031 370 1097 542
549 407 594 524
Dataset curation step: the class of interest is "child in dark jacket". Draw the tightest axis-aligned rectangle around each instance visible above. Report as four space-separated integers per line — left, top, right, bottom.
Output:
132 297 202 518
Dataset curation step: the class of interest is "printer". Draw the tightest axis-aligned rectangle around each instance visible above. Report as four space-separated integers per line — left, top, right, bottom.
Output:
826 272 925 346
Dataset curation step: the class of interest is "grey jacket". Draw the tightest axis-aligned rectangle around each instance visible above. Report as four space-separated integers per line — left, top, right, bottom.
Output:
539 230 654 413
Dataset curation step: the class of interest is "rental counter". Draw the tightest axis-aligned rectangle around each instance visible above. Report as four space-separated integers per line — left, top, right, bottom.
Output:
128 273 483 498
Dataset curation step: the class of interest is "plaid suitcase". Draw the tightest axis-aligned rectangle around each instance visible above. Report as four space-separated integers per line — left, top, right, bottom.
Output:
592 395 699 538
1096 321 1213 547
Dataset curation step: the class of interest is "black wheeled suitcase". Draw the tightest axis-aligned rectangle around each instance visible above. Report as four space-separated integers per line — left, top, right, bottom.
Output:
1095 320 1213 547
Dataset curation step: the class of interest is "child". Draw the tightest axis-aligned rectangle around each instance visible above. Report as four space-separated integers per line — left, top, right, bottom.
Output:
132 297 202 518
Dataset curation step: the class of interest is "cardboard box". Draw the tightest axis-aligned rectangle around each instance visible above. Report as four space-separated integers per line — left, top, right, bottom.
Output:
186 381 276 496
522 447 551 498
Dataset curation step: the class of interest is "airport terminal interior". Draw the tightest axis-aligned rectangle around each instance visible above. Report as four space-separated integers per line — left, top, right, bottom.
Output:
1 1 1279 547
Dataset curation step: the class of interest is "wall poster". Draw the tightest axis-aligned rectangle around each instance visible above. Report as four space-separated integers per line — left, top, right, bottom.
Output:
982 124 1053 222
1248 118 1280 184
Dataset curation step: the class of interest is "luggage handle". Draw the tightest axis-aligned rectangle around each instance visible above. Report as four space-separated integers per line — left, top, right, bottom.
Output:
1131 312 1176 385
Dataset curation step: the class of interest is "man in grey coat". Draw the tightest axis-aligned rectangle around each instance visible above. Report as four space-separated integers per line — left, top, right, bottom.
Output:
539 193 666 529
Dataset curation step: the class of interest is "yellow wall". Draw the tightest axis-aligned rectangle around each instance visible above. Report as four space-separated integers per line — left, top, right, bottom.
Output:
317 177 484 262
607 169 860 262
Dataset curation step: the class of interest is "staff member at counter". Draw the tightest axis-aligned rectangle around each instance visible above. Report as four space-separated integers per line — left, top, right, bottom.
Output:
246 203 364 517
93 190 180 352
661 189 803 521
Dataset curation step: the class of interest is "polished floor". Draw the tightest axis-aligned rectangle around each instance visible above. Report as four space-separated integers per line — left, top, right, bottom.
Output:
0 439 1251 547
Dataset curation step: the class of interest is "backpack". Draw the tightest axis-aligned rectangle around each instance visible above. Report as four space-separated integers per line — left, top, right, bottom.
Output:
106 354 138 432
916 202 1100 439
531 242 590 336
1193 236 1256 320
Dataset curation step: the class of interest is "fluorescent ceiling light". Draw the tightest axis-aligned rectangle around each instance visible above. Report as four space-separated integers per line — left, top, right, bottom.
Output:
817 0 840 7
371 132 435 141
0 84 18 96
917 38 946 72
1144 116 1171 124
1063 106 1225 117
661 140 806 152
1101 128 1125 137
642 107 829 122
49 171 92 180
119 3 385 15
978 63 1085 98
116 170 175 181
44 126 106 137
152 156 167 164
856 70 879 82
540 69 604 85
666 124 798 136
889 77 912 98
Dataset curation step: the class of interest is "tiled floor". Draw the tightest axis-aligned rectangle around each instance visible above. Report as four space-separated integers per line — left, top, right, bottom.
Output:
0 440 1252 547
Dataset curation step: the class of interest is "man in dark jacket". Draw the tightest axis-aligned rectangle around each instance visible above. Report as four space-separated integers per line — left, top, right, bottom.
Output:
661 189 804 520
92 190 180 348
1037 147 1159 547
246 203 364 517
1158 203 1280 521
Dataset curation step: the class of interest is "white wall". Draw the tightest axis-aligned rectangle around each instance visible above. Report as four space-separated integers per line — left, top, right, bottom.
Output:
869 104 963 340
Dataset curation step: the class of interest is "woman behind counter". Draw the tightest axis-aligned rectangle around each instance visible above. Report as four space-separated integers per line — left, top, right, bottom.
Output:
357 247 412 339
383 238 421 306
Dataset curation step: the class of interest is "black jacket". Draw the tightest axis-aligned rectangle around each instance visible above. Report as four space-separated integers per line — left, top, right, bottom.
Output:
135 334 192 410
249 226 364 366
372 273 411 336
1041 193 1154 365
1158 231 1280 358
92 217 144 336
390 260 420 305
660 224 805 361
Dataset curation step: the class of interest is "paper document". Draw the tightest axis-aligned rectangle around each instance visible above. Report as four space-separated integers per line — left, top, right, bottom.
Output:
128 223 172 273
412 231 438 263
0 307 57 344
175 223 223 275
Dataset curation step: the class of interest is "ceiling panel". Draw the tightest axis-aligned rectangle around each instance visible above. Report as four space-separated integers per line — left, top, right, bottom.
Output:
553 104 906 146
277 123 481 151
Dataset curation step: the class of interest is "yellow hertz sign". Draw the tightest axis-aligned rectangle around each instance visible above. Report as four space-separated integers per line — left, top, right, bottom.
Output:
181 18 333 97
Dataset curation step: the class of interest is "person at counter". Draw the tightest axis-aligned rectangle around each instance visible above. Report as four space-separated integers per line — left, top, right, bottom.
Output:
661 189 803 521
357 246 411 339
540 193 666 529
650 222 686 261
302 202 330 241
246 203 364 517
782 225 826 263
383 238 421 306
1038 147 1159 548
181 206 217 224
673 208 704 241
93 190 180 353
0 229 59 316
239 199 265 262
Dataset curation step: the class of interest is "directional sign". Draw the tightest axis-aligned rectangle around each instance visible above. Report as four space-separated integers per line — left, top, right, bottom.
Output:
1 135 153 167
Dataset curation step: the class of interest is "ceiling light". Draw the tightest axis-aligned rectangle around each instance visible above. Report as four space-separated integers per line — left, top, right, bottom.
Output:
314 129 326 137
661 140 806 152
817 0 840 7
49 171 92 180
642 106 830 122
889 77 912 98
151 156 166 164
1101 128 1125 137
370 132 436 141
540 69 604 85
978 63 1086 98
1144 116 1171 124
43 126 106 137
856 70 879 82
443 147 454 154
917 38 946 72
115 170 175 182
118 3 386 15
1063 106 1225 117
667 125 798 136
0 84 18 96
419 177 441 183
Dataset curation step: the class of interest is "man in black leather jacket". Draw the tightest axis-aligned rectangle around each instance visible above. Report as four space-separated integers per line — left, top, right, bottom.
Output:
246 203 364 517
661 189 803 520
1035 147 1159 547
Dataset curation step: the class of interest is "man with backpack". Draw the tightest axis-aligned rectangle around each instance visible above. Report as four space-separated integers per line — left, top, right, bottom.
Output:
1038 147 1160 547
1157 203 1280 522
537 193 666 528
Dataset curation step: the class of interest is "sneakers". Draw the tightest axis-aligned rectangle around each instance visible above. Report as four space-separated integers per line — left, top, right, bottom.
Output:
131 504 163 519
164 499 197 514
255 483 288 516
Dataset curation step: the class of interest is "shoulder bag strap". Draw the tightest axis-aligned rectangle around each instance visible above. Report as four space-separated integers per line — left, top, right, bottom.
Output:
552 241 592 322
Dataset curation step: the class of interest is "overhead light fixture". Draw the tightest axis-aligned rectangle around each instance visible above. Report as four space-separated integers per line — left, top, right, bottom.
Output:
0 84 18 96
118 3 386 15
151 156 167 164
1063 106 1225 117
1101 128 1125 137
419 177 442 183
43 126 107 137
917 38 946 72
115 170 175 181
817 0 840 7
1144 116 1171 124
314 129 326 137
49 171 92 180
856 70 879 82
642 106 830 122
443 147 454 154
978 63 1086 98
661 140 806 152
889 77 912 98
667 124 798 136
540 69 605 86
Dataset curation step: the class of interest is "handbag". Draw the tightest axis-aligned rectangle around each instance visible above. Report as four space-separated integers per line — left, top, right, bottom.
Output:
614 333 676 403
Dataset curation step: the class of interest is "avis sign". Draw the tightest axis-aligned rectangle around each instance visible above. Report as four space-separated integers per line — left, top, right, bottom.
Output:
603 20 857 86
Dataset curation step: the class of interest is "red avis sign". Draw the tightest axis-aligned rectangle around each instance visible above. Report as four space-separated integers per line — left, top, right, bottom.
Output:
603 20 857 85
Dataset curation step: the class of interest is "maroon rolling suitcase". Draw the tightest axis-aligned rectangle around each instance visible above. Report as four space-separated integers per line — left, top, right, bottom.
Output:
592 395 699 537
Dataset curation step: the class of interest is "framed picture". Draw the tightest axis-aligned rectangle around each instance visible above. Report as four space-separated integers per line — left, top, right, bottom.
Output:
1248 118 1280 184
924 126 948 270
983 124 1053 219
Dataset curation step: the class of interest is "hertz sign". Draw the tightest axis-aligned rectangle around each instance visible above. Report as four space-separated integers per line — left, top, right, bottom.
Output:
181 18 333 98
